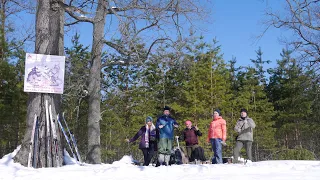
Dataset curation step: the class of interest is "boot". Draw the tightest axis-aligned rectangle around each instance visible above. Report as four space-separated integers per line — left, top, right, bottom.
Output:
195 159 199 164
158 154 165 165
164 154 170 166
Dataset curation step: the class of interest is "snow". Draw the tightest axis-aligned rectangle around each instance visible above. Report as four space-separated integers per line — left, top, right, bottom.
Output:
1 146 320 180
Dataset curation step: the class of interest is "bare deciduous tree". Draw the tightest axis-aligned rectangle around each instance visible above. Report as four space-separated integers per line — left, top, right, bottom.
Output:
59 0 209 164
14 0 64 167
0 0 35 61
264 0 320 72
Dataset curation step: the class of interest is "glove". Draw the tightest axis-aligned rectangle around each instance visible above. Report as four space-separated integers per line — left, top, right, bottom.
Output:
221 141 227 146
159 125 164 129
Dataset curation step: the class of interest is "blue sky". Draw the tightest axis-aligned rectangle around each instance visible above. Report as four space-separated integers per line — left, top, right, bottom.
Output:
13 1 289 70
64 0 289 70
203 0 289 69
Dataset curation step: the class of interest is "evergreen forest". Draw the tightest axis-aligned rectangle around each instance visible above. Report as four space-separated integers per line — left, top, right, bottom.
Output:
1 0 320 164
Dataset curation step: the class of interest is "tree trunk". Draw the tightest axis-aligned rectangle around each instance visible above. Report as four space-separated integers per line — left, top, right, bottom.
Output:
0 0 6 61
86 0 107 164
14 0 64 167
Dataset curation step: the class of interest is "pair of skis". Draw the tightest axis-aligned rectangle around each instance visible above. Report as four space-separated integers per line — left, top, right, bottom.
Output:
27 101 81 167
46 100 60 167
57 112 81 163
27 100 60 168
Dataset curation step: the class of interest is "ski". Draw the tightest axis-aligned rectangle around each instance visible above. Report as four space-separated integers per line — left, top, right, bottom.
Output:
57 114 77 161
49 104 59 167
27 114 37 167
62 112 81 162
45 100 51 167
32 116 39 168
70 132 81 163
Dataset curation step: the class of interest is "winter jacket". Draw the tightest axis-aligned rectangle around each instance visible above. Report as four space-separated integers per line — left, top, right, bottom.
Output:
234 117 256 141
156 115 178 139
129 125 158 149
180 127 202 146
207 116 227 142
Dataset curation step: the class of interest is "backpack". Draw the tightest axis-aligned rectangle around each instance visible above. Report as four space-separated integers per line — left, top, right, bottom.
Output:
190 146 206 162
169 149 183 165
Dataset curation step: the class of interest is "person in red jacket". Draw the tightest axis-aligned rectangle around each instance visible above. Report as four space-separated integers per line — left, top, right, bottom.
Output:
207 109 227 164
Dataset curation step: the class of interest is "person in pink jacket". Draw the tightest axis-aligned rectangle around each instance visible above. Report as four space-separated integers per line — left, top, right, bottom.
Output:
207 109 227 164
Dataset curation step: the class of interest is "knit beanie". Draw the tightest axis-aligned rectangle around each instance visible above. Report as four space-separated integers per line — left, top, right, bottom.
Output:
185 120 192 126
214 109 221 116
240 108 248 114
146 116 153 123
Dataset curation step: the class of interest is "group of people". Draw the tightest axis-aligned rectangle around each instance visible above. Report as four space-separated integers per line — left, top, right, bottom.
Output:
126 106 256 166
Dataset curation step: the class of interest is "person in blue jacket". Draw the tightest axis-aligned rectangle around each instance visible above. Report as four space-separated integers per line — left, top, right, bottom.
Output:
156 106 179 166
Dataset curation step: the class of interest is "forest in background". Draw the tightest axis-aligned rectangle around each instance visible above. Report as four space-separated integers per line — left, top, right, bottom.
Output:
1 0 320 164
2 34 319 163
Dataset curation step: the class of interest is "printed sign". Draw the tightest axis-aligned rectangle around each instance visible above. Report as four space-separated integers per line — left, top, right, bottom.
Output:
24 53 65 94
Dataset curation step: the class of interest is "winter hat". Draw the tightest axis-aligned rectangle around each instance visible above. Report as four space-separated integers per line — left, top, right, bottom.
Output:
145 116 153 123
185 120 192 126
163 106 171 111
214 109 221 116
240 108 248 114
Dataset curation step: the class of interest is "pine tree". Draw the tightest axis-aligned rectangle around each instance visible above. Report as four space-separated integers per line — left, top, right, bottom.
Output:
100 52 150 163
63 33 91 159
267 49 318 159
250 47 271 86
239 67 275 160
165 38 233 157
229 48 275 161
0 59 27 157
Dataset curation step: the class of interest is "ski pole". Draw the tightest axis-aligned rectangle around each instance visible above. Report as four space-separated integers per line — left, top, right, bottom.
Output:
57 114 77 161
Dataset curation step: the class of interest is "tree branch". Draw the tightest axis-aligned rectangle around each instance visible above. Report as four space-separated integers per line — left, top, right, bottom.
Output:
103 40 129 56
57 0 94 23
64 20 80 26
146 38 171 58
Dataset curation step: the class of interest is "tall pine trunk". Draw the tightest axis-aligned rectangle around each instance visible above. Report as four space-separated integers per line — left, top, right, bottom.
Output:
14 0 64 167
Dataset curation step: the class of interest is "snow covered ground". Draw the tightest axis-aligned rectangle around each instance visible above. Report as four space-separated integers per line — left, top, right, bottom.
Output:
1 146 320 180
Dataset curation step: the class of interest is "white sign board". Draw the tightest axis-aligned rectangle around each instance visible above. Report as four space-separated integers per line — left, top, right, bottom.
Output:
24 53 65 94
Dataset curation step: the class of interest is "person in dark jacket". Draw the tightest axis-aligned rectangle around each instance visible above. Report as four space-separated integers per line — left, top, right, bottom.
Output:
126 116 157 166
233 108 256 163
156 106 179 166
179 120 202 162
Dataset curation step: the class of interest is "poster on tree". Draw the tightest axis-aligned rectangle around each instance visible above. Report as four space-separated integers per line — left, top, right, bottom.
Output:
23 53 65 94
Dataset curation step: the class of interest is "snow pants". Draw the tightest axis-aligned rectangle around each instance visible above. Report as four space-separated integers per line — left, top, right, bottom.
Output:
158 138 173 155
158 138 173 165
233 140 253 163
